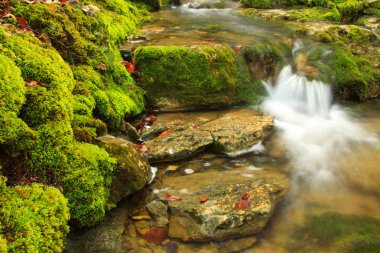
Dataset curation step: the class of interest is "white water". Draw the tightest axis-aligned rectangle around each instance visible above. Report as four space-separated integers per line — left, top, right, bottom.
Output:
262 65 378 191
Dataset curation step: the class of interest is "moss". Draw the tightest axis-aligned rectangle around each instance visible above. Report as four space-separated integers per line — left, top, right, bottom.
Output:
135 45 263 109
60 142 116 227
0 176 70 253
287 212 380 253
308 44 379 101
0 54 35 155
337 0 362 22
240 0 272 8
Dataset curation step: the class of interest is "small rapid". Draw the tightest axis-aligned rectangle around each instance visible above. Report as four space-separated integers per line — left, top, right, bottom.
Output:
262 65 378 192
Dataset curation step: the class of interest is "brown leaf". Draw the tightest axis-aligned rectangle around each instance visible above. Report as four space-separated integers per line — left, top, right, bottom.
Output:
134 143 148 155
165 193 181 201
135 123 145 131
192 125 199 129
99 64 107 71
145 115 157 123
141 228 168 245
200 196 208 203
233 45 242 53
17 17 31 31
155 129 172 139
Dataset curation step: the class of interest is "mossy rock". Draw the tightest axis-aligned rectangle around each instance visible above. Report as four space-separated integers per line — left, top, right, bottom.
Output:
134 45 265 110
60 142 116 228
0 176 70 253
240 0 303 8
96 135 152 204
287 212 380 253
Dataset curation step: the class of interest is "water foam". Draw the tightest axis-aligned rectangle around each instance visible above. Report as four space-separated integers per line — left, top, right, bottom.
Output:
262 65 377 191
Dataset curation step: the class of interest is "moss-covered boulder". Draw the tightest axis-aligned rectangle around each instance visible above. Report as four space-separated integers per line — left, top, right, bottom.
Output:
134 45 265 110
0 176 70 253
61 142 116 228
96 135 152 204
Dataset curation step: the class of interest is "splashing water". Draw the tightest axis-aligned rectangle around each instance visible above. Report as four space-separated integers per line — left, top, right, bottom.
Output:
262 65 378 192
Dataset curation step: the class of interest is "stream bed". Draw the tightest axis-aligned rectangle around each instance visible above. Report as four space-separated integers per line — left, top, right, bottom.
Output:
65 2 380 253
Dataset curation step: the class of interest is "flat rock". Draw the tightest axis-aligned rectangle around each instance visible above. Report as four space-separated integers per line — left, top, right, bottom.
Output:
159 170 288 242
141 111 274 162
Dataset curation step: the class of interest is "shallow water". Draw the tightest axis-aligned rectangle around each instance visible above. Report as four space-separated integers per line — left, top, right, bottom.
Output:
65 2 380 252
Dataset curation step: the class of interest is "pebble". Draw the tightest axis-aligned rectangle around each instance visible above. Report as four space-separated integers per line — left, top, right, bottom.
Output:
184 168 194 174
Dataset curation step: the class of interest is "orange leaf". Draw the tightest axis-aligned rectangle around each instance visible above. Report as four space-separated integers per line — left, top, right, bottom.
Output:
44 3 57 12
234 193 251 210
141 228 168 245
200 196 208 203
233 45 242 53
17 17 31 30
192 125 199 129
155 129 172 139
165 193 181 201
121 61 135 73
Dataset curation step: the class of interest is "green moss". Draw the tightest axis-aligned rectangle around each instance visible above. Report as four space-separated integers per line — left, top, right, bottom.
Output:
135 45 263 109
337 0 362 22
240 0 272 8
61 142 116 227
288 212 380 253
0 176 70 253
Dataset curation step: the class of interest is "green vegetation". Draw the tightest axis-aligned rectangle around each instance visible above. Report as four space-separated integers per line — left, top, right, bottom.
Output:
288 212 380 253
134 45 264 109
0 176 70 252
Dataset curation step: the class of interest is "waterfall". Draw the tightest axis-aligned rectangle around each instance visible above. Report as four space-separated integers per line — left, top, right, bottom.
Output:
262 65 377 191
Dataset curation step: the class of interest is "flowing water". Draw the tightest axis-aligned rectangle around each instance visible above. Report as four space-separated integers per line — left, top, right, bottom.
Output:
66 2 380 252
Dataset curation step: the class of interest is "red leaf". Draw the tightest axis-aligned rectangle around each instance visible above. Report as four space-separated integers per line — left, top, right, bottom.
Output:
121 61 135 73
192 125 199 129
233 45 242 53
155 129 172 139
234 193 251 210
135 123 145 131
145 115 157 123
165 193 181 201
134 143 148 154
200 196 208 203
99 64 107 71
141 228 168 245
17 17 31 31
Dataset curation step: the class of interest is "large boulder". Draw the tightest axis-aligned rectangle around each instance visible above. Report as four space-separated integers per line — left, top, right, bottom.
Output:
141 111 274 162
159 170 289 242
134 45 264 110
97 135 152 204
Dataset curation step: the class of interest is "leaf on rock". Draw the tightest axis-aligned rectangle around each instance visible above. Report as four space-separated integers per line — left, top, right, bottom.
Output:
234 193 251 210
134 143 148 155
145 115 157 123
200 196 208 203
141 228 168 245
165 193 181 201
155 129 172 139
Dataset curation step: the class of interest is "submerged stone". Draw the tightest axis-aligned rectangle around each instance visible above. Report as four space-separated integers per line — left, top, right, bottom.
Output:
162 170 288 242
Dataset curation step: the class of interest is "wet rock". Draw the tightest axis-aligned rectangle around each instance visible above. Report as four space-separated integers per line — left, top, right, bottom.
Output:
294 52 320 78
203 114 273 155
164 170 288 242
147 200 169 226
97 135 152 204
141 112 273 162
142 120 214 163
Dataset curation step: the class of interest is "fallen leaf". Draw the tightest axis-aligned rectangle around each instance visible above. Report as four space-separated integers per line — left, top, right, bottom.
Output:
141 228 168 245
155 129 172 139
234 193 251 210
17 17 31 30
134 143 148 154
44 3 57 12
166 165 179 171
192 125 199 129
131 215 151 221
233 45 242 53
121 61 135 73
145 114 157 123
135 123 145 131
200 196 208 203
165 193 181 201
99 64 107 71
